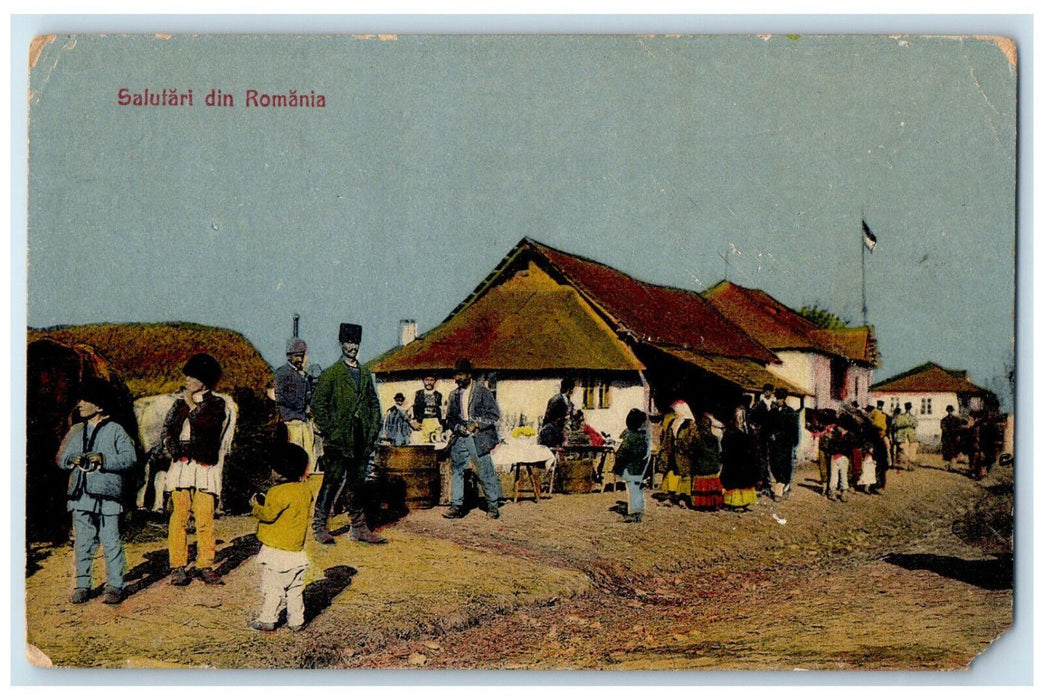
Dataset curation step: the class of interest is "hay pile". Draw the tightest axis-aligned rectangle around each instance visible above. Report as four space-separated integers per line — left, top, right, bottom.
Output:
28 322 272 398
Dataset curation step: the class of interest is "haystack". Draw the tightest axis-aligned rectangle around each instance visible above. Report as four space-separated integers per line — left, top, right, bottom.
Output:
27 322 272 398
27 322 278 523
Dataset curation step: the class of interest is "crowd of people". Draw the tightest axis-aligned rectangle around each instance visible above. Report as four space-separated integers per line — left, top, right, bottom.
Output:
52 326 1008 632
653 386 799 513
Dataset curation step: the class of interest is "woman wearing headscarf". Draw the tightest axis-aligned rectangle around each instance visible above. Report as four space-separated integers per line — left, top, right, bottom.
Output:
657 400 696 507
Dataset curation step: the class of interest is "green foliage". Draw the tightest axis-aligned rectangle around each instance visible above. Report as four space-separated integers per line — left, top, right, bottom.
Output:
797 304 851 330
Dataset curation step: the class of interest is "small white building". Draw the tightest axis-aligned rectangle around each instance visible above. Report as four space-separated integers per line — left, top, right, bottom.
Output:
870 362 998 448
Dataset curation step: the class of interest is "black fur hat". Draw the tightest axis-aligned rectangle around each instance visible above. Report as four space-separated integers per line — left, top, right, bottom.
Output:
77 377 114 412
183 353 222 389
339 323 362 344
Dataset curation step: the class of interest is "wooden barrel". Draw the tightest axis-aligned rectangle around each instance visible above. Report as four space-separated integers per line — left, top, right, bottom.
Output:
378 444 441 510
557 457 597 494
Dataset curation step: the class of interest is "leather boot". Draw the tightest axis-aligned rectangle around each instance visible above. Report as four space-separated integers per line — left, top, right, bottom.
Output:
350 513 387 544
313 525 335 545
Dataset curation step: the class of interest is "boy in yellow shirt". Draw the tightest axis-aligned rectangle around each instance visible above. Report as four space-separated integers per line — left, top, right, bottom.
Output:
249 443 313 632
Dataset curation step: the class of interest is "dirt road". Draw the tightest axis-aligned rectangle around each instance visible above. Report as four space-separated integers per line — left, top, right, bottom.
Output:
24 454 1012 671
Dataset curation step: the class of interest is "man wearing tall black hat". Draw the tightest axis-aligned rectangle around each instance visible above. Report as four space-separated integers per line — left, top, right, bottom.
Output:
443 358 504 520
310 322 385 544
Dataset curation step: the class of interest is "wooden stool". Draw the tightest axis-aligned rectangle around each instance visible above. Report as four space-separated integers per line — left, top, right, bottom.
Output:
512 461 544 503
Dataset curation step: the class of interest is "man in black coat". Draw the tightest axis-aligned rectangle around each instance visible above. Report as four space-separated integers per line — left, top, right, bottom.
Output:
538 378 576 448
765 388 799 500
443 359 503 520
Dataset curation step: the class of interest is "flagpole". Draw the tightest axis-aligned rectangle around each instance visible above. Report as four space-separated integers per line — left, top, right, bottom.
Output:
861 215 869 327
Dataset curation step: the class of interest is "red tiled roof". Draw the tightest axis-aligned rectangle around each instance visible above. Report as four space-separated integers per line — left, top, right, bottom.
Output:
871 362 991 394
813 327 878 366
369 286 644 374
496 240 779 364
703 280 878 366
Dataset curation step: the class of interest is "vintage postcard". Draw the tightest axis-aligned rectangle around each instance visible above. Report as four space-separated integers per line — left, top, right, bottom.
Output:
21 30 1018 675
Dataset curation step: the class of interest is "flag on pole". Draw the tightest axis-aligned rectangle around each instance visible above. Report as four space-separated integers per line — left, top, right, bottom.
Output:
862 219 877 252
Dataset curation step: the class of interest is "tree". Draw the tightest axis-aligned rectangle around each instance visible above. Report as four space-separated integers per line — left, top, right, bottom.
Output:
797 304 851 330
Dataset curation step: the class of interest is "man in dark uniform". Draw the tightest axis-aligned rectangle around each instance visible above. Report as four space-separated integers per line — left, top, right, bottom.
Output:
310 323 385 545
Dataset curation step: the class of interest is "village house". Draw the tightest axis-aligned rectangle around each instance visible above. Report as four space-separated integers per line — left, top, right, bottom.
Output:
368 238 805 442
702 281 878 409
870 362 998 448
702 281 878 460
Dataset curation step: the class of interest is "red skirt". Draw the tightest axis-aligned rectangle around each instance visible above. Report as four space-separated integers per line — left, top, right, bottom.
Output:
690 475 724 511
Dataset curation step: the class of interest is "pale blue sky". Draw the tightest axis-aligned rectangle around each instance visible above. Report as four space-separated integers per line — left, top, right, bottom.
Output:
25 31 1017 406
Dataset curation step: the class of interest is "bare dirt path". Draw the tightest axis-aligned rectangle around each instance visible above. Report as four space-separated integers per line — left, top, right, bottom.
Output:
25 454 1011 671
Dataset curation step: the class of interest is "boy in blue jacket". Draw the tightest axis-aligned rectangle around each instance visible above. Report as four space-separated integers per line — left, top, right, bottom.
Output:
56 378 138 604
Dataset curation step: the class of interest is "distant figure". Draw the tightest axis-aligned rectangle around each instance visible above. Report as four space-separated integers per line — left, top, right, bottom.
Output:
442 359 504 520
940 405 964 473
806 409 836 493
720 404 758 511
747 383 775 494
688 414 724 512
821 422 856 502
612 408 650 523
56 378 138 605
893 402 919 470
249 443 313 633
765 388 799 501
890 406 903 468
969 405 1003 480
867 400 890 492
163 353 231 587
310 322 385 545
538 378 576 448
658 400 696 507
274 335 317 474
412 376 445 442
563 410 605 448
383 392 418 446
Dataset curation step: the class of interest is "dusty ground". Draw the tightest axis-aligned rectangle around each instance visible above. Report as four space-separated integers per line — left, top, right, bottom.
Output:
24 454 1012 672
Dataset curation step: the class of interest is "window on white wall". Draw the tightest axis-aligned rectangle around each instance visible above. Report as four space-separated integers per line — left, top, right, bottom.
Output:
920 397 932 415
582 379 610 410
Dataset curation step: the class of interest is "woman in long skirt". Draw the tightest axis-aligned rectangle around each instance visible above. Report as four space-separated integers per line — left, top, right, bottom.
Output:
687 414 724 511
720 412 758 511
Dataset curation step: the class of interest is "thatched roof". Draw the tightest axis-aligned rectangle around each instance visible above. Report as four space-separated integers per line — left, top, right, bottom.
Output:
371 284 643 374
27 322 272 398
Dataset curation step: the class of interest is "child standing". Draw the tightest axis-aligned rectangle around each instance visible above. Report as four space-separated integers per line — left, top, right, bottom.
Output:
249 443 314 632
56 378 138 605
613 409 650 523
